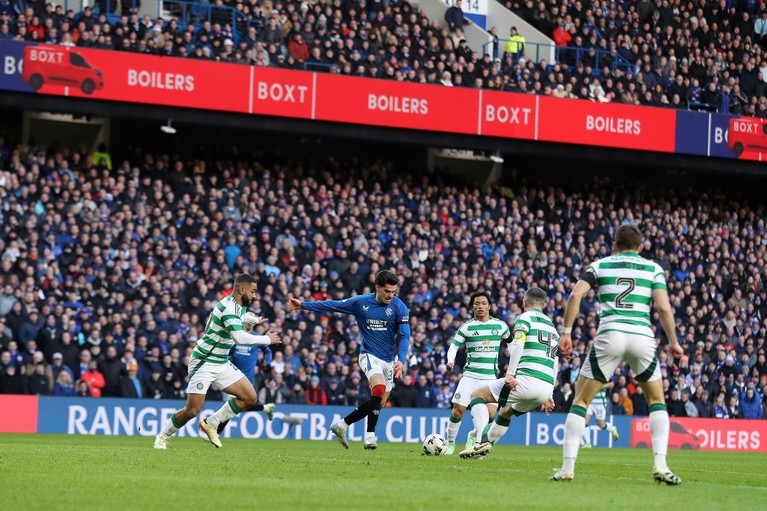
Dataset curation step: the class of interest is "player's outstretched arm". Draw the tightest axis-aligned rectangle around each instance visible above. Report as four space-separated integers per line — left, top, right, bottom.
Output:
652 288 683 358
560 279 592 360
231 328 282 346
287 294 359 313
287 296 302 311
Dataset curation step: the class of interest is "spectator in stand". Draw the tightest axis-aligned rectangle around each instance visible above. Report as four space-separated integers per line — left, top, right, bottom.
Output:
726 393 741 419
27 361 52 395
667 389 685 417
306 375 327 405
287 382 308 404
445 0 470 32
0 136 764 422
288 33 308 62
553 22 571 47
76 380 91 397
325 377 346 406
54 370 76 396
145 370 166 399
682 390 698 417
632 386 649 417
504 26 525 64
714 394 730 419
416 374 437 408
390 374 418 408
610 392 626 416
740 387 764 420
701 81 723 111
696 391 715 418
118 368 143 398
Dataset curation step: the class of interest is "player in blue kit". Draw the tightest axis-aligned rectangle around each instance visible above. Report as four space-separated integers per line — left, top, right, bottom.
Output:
288 270 411 450
216 312 275 435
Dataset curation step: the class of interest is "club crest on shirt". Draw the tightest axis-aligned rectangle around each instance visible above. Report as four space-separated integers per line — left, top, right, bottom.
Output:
491 329 499 336
385 307 393 316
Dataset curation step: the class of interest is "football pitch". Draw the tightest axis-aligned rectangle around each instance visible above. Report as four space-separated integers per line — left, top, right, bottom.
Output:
1 434 764 511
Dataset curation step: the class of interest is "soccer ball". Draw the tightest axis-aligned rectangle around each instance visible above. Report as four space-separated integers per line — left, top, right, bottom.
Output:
422 433 448 456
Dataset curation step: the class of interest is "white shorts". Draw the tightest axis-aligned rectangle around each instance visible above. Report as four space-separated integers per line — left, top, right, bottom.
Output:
582 331 660 383
359 352 394 391
488 376 552 415
186 358 246 395
452 376 492 407
587 403 607 421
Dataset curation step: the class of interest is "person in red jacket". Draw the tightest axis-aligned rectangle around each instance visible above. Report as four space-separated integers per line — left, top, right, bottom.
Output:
306 375 327 405
80 360 106 398
288 33 309 62
553 22 572 46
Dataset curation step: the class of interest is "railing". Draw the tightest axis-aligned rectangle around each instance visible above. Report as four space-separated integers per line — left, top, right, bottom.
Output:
162 1 242 28
59 0 141 17
303 61 337 73
484 39 633 74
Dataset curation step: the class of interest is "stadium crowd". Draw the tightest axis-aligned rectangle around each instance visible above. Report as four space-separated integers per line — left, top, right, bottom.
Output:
0 132 765 422
3 0 767 115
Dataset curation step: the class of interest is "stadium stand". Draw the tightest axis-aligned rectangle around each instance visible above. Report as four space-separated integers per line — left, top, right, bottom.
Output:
2 0 767 114
0 132 765 420
498 0 767 112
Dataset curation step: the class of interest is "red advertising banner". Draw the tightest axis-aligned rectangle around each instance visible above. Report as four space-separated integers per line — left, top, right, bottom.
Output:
537 96 677 153
250 66 313 119
7 41 761 160
630 416 767 452
479 90 537 140
314 74 478 135
0 394 39 433
24 44 250 113
726 117 767 162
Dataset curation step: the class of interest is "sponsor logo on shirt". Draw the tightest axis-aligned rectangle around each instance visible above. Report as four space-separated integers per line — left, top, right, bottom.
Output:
366 319 388 331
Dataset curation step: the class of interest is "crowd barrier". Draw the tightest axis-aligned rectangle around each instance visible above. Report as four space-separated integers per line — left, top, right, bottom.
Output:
1 41 764 162
2 395 765 451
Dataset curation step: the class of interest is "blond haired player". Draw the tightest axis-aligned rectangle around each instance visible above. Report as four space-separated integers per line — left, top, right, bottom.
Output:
459 287 558 458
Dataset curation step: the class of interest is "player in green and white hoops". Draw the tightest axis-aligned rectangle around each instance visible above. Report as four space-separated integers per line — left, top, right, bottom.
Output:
553 224 683 484
153 274 282 449
444 291 510 455
459 287 558 459
580 382 618 448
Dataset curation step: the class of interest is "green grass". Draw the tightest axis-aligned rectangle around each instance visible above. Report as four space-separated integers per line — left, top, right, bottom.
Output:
1 434 765 511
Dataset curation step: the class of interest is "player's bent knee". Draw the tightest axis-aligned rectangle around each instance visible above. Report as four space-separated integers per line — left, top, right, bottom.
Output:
371 384 386 399
499 406 514 419
240 390 258 406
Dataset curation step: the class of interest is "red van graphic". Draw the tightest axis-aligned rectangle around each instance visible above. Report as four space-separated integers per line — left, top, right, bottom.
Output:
21 45 104 95
630 418 702 450
728 117 767 157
